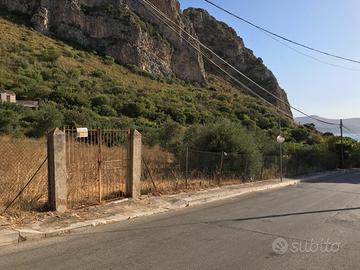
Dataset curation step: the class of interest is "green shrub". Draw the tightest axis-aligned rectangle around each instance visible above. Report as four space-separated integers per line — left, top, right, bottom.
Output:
63 108 102 128
126 64 157 80
91 69 106 78
290 128 310 142
67 68 81 80
26 103 64 137
96 104 117 117
184 120 263 178
0 109 22 135
103 55 115 65
91 94 109 107
40 48 61 62
49 87 90 108
121 102 144 118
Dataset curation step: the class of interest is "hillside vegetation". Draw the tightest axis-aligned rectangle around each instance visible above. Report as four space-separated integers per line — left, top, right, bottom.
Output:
0 12 286 137
1 12 359 174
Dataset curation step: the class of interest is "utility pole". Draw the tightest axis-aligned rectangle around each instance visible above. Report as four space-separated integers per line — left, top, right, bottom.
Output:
340 119 345 169
219 151 224 185
277 119 285 182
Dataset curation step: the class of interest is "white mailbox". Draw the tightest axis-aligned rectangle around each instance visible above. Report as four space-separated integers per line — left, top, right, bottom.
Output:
76 128 89 138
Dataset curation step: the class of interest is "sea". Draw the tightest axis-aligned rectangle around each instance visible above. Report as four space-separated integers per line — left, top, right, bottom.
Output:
350 135 360 142
340 134 360 141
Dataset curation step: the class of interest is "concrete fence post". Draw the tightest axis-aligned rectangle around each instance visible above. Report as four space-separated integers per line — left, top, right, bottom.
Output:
47 128 67 212
127 129 142 198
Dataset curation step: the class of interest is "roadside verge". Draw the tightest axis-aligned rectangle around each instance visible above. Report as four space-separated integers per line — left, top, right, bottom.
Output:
0 170 345 247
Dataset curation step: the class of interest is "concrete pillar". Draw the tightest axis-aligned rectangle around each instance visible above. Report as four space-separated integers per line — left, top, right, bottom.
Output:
127 129 142 198
47 128 67 212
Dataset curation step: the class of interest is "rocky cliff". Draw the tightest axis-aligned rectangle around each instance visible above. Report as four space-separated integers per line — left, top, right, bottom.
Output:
0 0 207 83
0 0 292 116
184 8 291 115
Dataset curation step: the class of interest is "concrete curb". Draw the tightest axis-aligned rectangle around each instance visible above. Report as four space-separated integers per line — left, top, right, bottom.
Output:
0 229 20 247
0 170 342 247
180 179 300 207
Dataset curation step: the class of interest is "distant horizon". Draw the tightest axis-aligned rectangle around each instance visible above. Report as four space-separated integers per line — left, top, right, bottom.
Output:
295 115 360 121
296 115 360 138
180 0 360 119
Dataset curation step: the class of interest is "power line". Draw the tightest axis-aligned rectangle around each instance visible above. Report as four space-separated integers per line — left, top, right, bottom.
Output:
262 30 360 71
202 0 360 65
139 0 292 118
139 0 291 117
342 124 357 134
139 0 339 127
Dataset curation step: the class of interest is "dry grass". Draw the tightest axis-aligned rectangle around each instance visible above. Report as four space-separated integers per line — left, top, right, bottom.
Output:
141 146 249 195
0 134 279 219
0 132 130 214
0 136 48 215
141 146 281 195
0 17 191 93
65 130 129 208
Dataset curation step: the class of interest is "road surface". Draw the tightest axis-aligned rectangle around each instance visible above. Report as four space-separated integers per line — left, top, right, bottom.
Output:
1 170 360 270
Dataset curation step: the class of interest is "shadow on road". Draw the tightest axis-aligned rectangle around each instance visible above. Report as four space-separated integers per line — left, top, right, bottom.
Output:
65 170 360 236
228 206 360 222
73 205 360 236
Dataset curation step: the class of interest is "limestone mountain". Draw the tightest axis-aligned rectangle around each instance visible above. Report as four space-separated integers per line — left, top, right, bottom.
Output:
184 8 291 115
0 0 292 116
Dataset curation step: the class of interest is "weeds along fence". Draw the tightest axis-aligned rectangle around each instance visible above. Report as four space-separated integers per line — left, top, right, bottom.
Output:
0 129 129 214
0 136 48 214
0 133 339 214
284 150 338 177
141 146 339 195
141 146 281 195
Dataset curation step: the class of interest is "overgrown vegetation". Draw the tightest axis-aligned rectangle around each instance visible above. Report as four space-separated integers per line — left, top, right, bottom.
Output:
141 120 360 178
0 12 359 177
0 14 288 137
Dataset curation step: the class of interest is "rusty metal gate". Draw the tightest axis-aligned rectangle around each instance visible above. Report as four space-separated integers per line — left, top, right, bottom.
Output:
65 128 129 208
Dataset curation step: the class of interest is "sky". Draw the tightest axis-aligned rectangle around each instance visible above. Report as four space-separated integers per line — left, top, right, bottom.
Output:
179 0 360 119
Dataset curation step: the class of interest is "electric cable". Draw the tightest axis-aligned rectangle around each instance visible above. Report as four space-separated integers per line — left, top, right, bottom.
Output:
203 0 360 65
139 0 340 127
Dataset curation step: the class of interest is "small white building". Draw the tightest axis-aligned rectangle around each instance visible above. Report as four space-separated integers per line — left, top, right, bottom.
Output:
0 90 39 110
0 90 16 103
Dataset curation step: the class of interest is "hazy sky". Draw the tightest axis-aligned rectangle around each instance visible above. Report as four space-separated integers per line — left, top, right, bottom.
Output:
179 0 360 119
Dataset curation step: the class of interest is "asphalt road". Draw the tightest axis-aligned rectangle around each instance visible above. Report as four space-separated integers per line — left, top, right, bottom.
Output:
1 170 360 270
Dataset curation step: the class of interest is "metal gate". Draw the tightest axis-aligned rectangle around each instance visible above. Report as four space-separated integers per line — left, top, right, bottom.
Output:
65 128 129 208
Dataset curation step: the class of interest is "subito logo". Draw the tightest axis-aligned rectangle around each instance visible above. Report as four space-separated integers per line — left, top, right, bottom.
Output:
272 238 289 255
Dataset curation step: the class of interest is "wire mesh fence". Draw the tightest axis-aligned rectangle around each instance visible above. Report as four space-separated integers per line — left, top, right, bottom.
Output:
283 151 338 177
0 130 341 215
141 144 342 195
0 136 48 214
65 128 129 208
141 146 282 195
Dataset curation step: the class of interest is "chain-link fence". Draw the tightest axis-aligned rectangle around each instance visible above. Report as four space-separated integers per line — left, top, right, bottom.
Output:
284 151 338 177
0 136 48 214
141 146 282 195
0 133 340 215
141 146 339 195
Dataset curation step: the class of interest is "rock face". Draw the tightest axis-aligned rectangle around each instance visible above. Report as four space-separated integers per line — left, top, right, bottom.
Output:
124 0 206 83
0 0 292 115
184 8 291 115
0 0 207 83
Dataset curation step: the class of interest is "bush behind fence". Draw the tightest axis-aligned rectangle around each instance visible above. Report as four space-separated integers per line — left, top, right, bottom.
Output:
0 136 341 214
141 146 339 194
